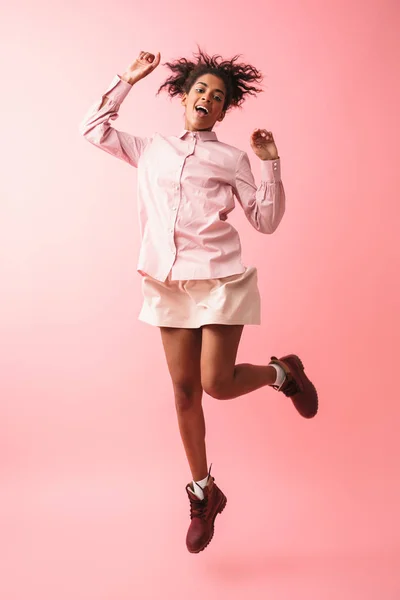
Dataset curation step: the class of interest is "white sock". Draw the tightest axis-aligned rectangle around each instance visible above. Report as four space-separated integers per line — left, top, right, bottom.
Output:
192 474 209 501
270 363 286 388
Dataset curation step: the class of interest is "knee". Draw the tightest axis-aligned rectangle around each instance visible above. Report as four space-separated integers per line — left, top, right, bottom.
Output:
201 374 232 400
173 381 202 412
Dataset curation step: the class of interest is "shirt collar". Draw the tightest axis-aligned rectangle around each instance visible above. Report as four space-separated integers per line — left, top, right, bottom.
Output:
178 129 218 141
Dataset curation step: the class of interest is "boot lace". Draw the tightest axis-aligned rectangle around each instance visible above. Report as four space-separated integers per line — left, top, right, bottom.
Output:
188 494 208 520
274 378 300 397
270 357 300 397
187 464 213 520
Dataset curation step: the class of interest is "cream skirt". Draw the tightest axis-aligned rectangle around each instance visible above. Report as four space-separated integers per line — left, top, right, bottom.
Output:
138 266 261 328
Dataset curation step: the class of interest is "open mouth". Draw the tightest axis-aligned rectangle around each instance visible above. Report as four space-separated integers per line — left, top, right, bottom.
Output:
195 105 209 116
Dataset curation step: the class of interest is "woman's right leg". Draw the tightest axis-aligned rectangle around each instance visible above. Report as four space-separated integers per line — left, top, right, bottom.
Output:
159 326 208 482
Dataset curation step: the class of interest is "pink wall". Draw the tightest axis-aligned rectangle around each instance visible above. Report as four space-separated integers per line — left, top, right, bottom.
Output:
1 0 400 598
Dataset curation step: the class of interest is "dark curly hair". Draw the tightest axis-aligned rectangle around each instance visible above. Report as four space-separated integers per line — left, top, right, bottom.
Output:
157 46 263 113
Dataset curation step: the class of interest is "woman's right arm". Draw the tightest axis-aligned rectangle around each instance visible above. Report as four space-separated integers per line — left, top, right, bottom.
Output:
79 51 161 168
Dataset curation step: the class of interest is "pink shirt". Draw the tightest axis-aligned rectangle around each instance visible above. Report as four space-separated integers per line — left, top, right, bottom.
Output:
79 75 286 282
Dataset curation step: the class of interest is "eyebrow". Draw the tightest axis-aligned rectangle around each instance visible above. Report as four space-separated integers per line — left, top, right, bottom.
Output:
196 82 226 96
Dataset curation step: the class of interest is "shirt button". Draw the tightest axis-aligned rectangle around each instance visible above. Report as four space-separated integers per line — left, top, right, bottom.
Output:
172 207 177 211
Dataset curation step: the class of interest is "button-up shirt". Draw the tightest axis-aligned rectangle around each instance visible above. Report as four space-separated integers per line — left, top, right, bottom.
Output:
79 75 286 281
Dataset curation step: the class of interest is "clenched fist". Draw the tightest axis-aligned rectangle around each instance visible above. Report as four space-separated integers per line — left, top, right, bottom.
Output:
250 128 279 161
121 51 161 85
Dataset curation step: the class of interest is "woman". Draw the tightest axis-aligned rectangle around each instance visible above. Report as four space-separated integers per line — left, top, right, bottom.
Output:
79 48 318 554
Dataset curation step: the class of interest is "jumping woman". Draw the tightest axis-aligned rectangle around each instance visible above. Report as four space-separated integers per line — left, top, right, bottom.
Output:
79 47 318 554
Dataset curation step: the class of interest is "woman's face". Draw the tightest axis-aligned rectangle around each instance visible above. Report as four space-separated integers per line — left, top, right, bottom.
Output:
181 73 227 131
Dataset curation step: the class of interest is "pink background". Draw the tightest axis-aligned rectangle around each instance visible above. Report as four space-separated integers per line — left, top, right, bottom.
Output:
1 0 400 598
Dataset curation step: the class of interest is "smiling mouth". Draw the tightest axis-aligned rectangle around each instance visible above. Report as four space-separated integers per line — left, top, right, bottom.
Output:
195 105 209 115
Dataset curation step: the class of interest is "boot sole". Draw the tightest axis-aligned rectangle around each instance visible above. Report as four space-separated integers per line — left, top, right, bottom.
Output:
187 493 227 554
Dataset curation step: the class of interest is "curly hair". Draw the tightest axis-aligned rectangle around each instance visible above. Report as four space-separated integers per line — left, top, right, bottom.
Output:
157 46 263 112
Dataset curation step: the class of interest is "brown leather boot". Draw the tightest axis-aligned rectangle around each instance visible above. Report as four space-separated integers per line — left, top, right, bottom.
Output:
185 471 227 554
269 354 318 418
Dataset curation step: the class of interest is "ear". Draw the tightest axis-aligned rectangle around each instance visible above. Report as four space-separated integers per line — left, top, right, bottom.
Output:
217 111 226 122
181 93 187 107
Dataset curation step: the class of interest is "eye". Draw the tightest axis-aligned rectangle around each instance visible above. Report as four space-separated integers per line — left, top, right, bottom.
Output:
214 95 222 102
195 88 204 93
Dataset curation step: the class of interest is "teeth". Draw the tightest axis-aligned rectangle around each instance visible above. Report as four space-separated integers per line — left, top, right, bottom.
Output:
196 106 208 114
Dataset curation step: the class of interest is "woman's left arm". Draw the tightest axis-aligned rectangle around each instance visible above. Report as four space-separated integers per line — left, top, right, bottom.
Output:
233 129 286 234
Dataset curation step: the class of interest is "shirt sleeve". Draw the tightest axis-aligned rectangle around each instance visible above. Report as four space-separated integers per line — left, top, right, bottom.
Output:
233 151 286 234
79 75 150 167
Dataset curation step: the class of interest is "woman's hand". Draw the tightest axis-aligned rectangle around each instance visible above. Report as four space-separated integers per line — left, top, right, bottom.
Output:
121 51 161 85
250 128 279 160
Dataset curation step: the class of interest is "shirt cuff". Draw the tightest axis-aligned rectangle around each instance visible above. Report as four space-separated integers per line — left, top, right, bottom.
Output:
101 74 134 105
260 157 281 182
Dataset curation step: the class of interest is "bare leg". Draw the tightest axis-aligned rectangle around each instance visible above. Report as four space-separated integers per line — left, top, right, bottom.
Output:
160 326 208 482
230 363 277 394
201 324 278 400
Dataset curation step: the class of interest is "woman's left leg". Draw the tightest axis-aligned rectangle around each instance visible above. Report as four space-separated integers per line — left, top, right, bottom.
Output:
200 325 319 419
200 324 277 400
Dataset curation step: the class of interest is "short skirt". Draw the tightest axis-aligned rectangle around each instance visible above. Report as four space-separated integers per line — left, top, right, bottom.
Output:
138 266 261 328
